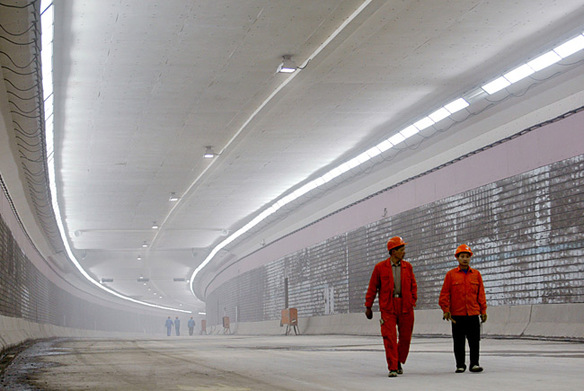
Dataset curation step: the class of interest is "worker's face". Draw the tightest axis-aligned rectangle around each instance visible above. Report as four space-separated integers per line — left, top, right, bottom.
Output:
391 246 406 260
457 252 471 269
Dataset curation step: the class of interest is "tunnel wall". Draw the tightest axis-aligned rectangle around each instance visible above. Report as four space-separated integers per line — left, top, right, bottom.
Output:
206 108 584 339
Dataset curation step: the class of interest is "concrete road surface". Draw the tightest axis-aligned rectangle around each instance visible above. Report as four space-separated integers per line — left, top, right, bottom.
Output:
2 335 583 390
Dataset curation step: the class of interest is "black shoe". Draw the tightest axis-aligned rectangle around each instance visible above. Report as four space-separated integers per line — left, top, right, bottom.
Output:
470 365 483 373
455 366 466 373
388 371 398 377
397 362 403 375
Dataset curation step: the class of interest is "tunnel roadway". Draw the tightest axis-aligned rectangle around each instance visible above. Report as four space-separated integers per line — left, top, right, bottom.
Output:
1 335 583 390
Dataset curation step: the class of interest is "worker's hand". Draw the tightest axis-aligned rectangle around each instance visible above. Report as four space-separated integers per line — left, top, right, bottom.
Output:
480 313 487 323
365 307 373 320
443 312 456 324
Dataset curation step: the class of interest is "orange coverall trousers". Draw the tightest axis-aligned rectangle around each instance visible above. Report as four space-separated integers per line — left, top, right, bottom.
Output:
380 297 414 371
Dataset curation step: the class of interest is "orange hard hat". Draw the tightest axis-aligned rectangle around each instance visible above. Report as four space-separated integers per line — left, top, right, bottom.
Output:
455 244 473 257
387 236 407 252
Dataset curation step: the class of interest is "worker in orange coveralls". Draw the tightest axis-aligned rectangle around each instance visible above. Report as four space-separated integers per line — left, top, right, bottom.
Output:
439 244 487 374
365 236 417 378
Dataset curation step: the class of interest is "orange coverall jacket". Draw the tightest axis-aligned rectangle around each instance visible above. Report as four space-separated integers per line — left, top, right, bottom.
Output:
439 266 487 316
365 258 417 313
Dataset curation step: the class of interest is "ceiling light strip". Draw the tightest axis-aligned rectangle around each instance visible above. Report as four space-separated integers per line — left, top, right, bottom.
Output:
40 0 190 314
482 32 584 95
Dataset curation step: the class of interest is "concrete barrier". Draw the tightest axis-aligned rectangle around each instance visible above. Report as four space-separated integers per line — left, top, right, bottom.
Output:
0 315 149 353
229 304 584 341
3 303 582 352
523 303 584 340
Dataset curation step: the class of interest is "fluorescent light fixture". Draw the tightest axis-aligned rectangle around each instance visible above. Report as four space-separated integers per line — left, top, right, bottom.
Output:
322 171 336 183
444 98 469 114
377 139 393 152
428 108 449 124
277 55 297 73
482 76 511 95
553 34 584 58
527 51 561 71
399 125 419 138
344 157 361 170
355 151 371 164
365 146 382 158
414 116 436 130
204 146 216 158
388 133 406 146
329 165 351 178
504 64 535 83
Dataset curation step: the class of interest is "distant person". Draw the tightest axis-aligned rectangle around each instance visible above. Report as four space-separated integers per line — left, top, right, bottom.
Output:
165 316 174 336
439 244 487 373
365 236 417 377
174 316 181 336
188 317 196 336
